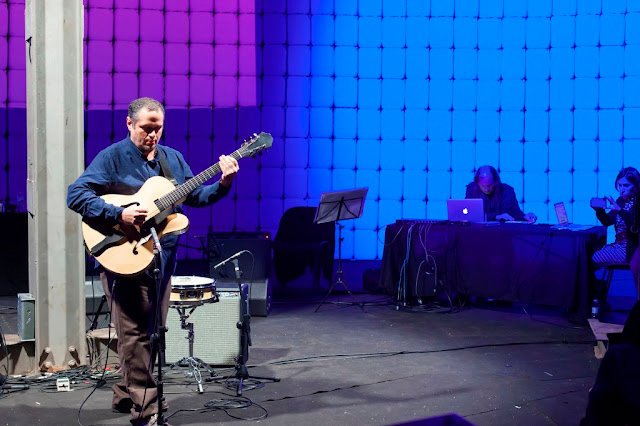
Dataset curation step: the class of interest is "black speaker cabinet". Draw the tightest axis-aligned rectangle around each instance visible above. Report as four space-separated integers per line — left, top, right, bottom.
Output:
216 279 271 317
208 232 272 316
207 232 271 281
0 213 28 296
165 285 247 366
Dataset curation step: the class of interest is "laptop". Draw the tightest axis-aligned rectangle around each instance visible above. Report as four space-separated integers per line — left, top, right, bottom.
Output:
553 202 593 230
447 199 485 222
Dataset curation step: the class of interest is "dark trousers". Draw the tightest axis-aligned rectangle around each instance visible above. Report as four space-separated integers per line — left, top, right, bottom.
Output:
101 271 171 421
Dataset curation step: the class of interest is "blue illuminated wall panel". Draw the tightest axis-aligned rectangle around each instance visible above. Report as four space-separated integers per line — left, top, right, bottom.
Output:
256 0 638 259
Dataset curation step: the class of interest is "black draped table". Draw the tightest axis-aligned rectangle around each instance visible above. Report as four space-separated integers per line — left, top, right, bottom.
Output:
380 220 607 320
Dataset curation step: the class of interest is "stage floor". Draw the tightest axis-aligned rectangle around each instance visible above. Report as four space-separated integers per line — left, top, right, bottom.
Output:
0 262 634 425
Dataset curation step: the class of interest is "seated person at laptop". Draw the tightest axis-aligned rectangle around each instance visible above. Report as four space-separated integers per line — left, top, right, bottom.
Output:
591 167 640 269
465 165 537 222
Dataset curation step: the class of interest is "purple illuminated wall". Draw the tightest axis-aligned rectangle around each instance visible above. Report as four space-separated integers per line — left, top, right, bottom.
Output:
0 0 27 213
81 0 260 260
84 0 256 110
1 0 261 261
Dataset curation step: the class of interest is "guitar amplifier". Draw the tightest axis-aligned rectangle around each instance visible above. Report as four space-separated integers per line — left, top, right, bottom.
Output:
165 285 247 366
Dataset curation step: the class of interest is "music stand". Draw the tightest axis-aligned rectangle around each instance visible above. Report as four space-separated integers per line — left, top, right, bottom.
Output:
314 187 368 312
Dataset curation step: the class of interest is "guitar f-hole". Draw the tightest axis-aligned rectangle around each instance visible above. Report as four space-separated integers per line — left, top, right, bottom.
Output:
121 201 140 208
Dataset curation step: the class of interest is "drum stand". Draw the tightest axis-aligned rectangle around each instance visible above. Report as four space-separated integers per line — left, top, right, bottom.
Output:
172 305 216 393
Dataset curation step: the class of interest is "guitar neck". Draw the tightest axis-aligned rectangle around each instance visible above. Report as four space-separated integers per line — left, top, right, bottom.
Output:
156 148 243 210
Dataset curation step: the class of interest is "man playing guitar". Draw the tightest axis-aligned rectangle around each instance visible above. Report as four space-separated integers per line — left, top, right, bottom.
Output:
67 97 239 426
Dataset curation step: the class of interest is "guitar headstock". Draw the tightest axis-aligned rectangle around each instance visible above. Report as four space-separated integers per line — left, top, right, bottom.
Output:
239 132 273 158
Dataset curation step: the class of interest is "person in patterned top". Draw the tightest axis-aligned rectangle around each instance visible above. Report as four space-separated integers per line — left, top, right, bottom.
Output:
592 167 640 268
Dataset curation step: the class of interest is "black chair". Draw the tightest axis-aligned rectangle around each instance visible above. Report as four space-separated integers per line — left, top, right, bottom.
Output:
599 263 632 304
272 207 335 287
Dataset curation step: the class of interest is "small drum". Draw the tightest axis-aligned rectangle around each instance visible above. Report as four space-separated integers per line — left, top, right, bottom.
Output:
170 276 216 306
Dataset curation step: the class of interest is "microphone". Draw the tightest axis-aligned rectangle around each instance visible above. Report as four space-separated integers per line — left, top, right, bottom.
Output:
149 227 162 253
212 250 247 270
1 383 29 390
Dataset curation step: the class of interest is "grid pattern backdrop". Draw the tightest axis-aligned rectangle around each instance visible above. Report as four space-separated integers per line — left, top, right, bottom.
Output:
1 0 640 260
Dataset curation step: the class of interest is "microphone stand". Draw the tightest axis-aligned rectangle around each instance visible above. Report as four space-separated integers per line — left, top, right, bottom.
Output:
149 227 168 425
220 255 279 396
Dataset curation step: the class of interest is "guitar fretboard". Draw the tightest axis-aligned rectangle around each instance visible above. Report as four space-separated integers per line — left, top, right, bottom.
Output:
156 149 243 211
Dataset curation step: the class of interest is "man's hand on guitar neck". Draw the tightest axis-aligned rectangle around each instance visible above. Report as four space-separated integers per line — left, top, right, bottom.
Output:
119 205 148 226
219 155 239 188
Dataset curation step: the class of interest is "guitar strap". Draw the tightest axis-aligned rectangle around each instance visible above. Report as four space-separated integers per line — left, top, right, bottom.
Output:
156 147 178 186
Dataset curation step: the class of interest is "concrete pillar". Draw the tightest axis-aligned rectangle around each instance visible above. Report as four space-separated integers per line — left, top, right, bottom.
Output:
25 0 86 371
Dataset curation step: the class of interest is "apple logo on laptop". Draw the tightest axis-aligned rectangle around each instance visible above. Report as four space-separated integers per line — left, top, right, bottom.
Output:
462 208 468 215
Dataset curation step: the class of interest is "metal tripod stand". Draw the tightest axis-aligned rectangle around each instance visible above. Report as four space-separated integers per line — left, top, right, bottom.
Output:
222 258 280 395
312 187 368 312
314 222 353 312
